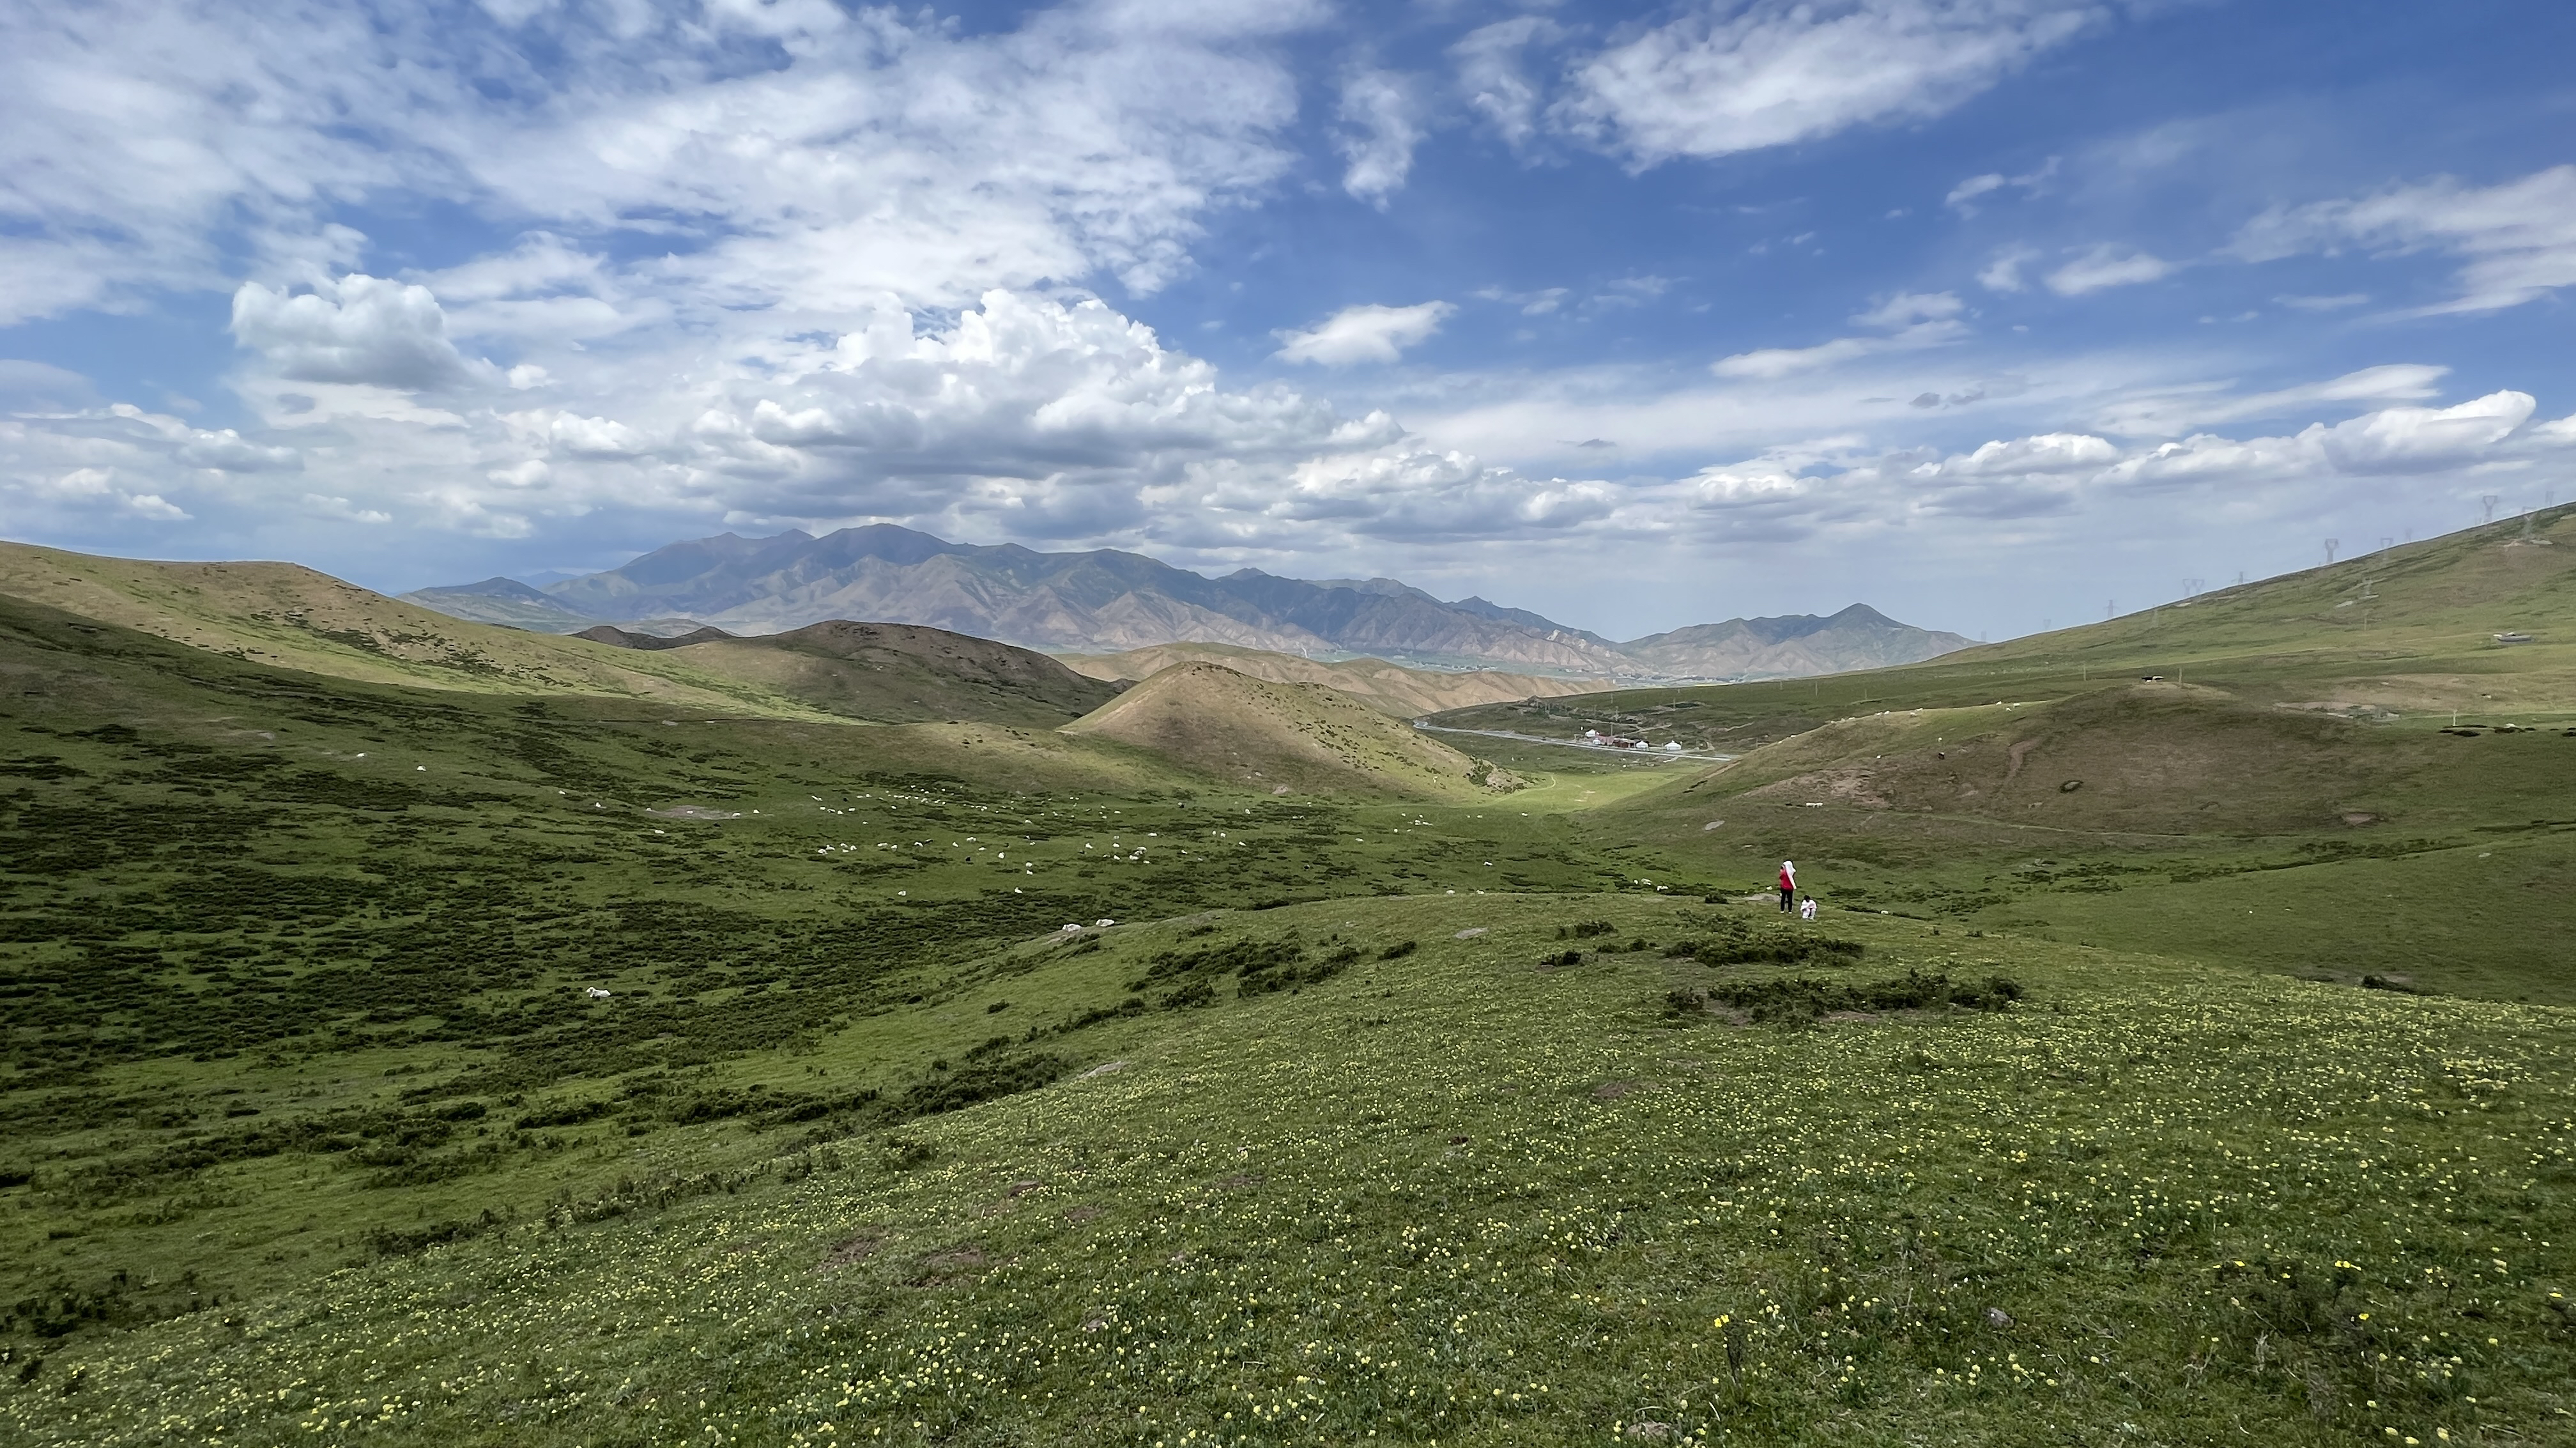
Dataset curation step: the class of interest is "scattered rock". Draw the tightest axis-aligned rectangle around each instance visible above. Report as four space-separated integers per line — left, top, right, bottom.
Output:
1453 927 1487 939
1626 1422 1675 1440
1076 1060 1129 1079
1986 1307 2014 1327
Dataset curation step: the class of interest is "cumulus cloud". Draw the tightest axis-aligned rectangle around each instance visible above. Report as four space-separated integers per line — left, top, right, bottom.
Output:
1274 302 1456 367
2230 164 2576 314
176 428 302 472
1676 387 2562 539
1558 0 2101 167
2044 245 2174 296
1335 68 1429 208
231 275 487 390
0 0 1324 335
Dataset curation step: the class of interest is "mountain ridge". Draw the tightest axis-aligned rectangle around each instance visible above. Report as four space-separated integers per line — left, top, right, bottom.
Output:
406 525 1970 681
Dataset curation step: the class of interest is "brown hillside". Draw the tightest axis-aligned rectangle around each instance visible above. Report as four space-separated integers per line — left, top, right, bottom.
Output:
1057 642 1607 716
1060 661 1520 799
650 620 1121 727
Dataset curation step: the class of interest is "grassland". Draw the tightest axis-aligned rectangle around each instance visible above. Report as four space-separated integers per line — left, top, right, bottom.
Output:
4 519 2575 1445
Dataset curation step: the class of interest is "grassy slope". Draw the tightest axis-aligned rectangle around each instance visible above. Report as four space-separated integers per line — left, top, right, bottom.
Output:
7 893 2572 1447
5 528 2576 1445
1433 504 2576 757
1059 642 1607 716
1413 509 2576 1002
1062 661 1519 799
0 542 836 717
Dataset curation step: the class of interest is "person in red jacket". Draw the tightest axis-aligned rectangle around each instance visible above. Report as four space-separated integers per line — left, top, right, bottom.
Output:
1777 859 1797 913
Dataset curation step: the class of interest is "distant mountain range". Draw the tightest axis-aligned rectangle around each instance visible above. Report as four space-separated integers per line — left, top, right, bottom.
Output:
405 525 1972 681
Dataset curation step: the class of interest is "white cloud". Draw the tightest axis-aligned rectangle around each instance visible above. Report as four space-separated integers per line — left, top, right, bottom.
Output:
548 413 653 459
0 0 1325 335
1335 68 1429 208
303 493 392 524
1452 17 1562 150
1851 291 1965 329
1947 174 2007 210
1475 285 1570 316
1712 293 1969 379
1674 388 2567 535
123 492 190 520
2043 245 2174 296
1945 431 2117 474
1977 245 2037 293
2097 364 2450 438
176 428 302 473
1943 155 2055 212
2273 293 2369 312
231 275 487 391
2310 389 2534 473
2230 165 2576 314
1274 302 1456 367
1558 0 2102 167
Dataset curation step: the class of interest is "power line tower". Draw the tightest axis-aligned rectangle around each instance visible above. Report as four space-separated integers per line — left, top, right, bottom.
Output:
2323 538 2338 564
2483 495 2500 525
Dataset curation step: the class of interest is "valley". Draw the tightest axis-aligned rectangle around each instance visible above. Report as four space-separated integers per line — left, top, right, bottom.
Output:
1 510 2571 1447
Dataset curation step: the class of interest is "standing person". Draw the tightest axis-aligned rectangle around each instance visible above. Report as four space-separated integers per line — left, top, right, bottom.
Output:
1777 859 1797 913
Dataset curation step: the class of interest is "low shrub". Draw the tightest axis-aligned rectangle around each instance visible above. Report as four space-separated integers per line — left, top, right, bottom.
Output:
1667 969 2022 1024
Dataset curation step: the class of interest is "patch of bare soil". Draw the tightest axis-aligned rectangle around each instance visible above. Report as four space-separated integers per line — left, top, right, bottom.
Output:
1591 1079 1655 1100
815 1229 887 1274
909 1246 992 1288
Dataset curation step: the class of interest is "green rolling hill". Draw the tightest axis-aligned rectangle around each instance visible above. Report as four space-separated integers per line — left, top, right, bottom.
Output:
1 515 2572 1447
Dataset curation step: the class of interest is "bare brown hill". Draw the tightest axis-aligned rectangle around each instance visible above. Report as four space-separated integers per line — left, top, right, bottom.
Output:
1057 642 1606 716
1060 661 1521 799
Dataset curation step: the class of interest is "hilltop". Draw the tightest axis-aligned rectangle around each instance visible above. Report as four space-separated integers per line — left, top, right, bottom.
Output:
1061 660 1519 798
403 523 1973 681
1057 640 1606 716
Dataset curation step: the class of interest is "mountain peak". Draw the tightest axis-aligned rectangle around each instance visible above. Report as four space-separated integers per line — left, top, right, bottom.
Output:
411 525 1967 681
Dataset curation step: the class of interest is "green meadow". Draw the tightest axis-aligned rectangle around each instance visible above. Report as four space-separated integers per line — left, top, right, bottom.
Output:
4 514 2575 1444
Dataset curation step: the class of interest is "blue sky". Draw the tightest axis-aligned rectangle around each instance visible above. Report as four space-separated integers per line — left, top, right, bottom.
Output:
4 0 2573 640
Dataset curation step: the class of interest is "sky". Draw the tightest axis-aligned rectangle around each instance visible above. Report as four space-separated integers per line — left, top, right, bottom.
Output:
3 0 2573 641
